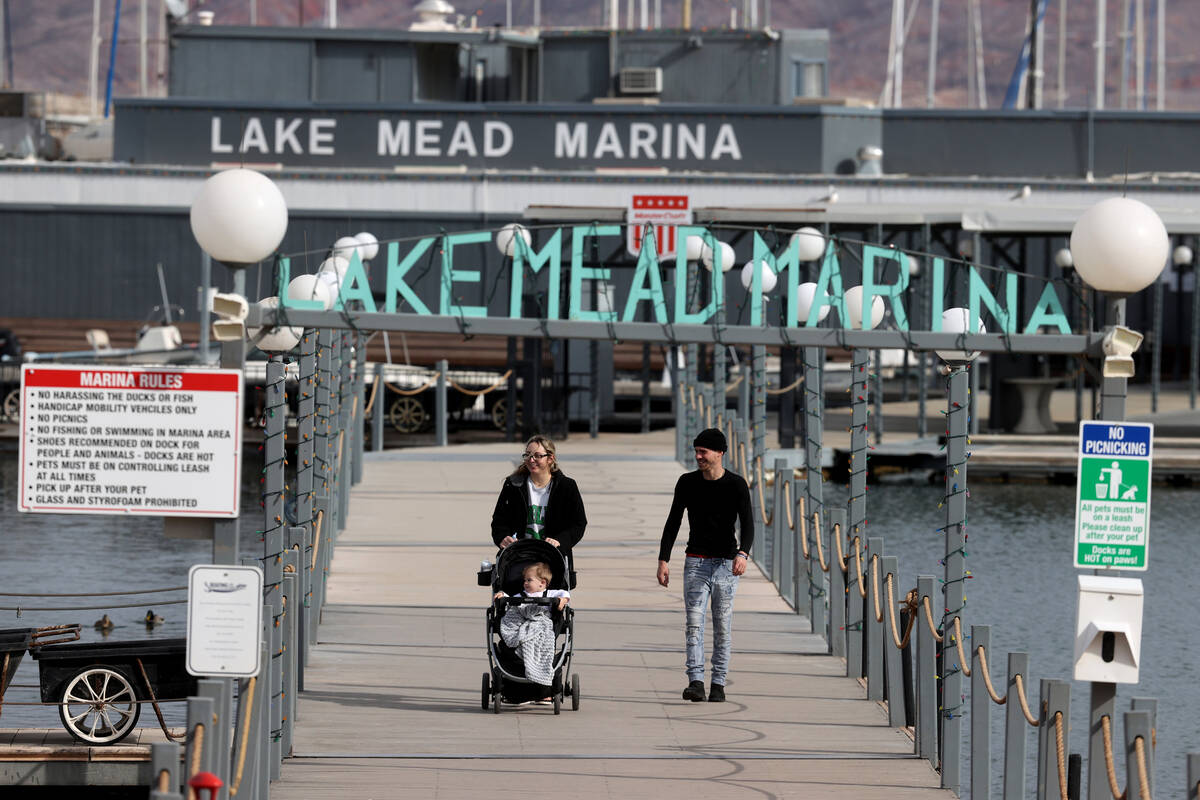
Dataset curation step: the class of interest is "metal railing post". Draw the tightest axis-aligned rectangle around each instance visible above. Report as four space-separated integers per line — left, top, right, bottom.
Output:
150 741 183 800
353 332 366 482
881 555 905 727
916 575 938 767
196 679 231 800
1187 753 1200 799
372 363 384 451
286 525 307 691
827 508 846 657
262 528 285 779
1124 710 1153 800
845 503 864 679
971 624 992 800
865 537 884 701
770 460 785 587
185 695 215 785
1039 679 1071 800
435 358 448 446
281 551 299 759
1003 652 1030 800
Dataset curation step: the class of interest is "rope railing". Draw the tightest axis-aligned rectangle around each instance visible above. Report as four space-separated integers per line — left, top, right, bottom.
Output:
362 371 381 416
953 616 972 677
883 573 917 650
311 510 324 571
812 508 828 572
781 479 793 531
384 374 441 396
853 536 868 599
1012 674 1041 726
446 369 514 396
920 594 943 642
870 554 884 623
1054 711 1069 800
186 721 206 800
765 375 805 395
832 522 847 573
228 676 258 797
725 374 744 391
975 644 1007 704
1099 715 1154 800
796 497 810 559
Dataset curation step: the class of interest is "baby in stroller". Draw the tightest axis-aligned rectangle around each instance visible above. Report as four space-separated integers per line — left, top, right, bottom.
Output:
479 538 580 714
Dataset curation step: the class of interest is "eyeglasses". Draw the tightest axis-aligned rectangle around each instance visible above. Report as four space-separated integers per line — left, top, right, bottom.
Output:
523 452 551 461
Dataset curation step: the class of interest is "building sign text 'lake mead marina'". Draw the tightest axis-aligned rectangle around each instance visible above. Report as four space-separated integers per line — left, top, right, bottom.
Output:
276 227 1074 336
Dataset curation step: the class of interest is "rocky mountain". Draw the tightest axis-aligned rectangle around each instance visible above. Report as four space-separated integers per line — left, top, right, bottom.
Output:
4 0 1199 110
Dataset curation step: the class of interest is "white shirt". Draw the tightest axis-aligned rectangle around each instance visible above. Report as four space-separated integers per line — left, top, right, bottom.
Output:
526 480 550 538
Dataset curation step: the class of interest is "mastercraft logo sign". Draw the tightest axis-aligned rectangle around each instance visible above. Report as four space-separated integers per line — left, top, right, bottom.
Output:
1073 421 1153 570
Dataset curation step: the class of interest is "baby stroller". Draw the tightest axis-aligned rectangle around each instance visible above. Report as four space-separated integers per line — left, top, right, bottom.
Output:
478 538 580 714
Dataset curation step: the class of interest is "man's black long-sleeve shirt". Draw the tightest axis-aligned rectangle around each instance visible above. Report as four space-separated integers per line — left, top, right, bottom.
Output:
658 469 754 562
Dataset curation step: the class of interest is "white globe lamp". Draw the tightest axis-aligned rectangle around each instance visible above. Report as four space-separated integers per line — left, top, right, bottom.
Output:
795 282 831 323
247 297 301 353
684 234 705 262
740 260 777 293
331 236 362 262
1173 244 1194 268
844 285 884 329
937 307 986 363
1069 198 1169 294
287 273 334 310
791 227 825 262
353 231 380 262
190 168 288 268
1054 248 1074 270
495 223 531 257
701 241 736 272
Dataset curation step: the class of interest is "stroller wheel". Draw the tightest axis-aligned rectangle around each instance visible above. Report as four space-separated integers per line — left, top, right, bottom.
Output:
481 672 490 711
492 675 502 714
553 694 561 715
571 673 580 711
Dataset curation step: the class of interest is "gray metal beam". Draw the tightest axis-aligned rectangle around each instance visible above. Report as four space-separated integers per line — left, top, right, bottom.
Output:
251 307 1102 354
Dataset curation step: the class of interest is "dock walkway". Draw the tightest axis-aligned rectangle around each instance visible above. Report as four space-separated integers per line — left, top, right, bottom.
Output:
277 431 951 799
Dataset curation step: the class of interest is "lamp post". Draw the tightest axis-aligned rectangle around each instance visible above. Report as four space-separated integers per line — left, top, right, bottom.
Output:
705 238 736 433
190 167 289 564
1069 197 1168 800
935 306 985 795
795 279 829 626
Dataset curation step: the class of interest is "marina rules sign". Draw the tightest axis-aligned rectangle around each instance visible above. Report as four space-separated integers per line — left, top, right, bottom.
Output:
1073 421 1153 570
18 365 243 517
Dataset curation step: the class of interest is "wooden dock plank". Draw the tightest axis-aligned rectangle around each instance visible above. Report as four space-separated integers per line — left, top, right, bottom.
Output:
282 432 954 799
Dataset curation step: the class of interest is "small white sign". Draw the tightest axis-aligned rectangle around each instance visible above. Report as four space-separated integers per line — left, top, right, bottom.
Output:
18 364 243 517
186 565 263 678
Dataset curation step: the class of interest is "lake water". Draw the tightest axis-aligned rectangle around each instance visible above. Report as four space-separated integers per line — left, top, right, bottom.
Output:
0 447 1194 798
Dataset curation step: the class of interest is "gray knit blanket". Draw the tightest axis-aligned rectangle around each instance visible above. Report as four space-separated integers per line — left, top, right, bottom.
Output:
500 603 556 686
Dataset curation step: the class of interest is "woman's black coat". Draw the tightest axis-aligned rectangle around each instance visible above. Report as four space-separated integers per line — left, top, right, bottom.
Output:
490 471 587 562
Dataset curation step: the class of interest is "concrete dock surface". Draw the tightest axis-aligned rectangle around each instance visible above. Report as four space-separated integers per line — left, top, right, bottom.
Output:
278 430 952 799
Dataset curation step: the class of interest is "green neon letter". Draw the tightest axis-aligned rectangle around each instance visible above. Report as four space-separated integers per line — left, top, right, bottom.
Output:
384 239 432 315
1023 282 1072 334
672 226 721 324
509 229 563 319
440 232 491 318
568 225 620 321
968 267 1018 333
930 258 947 330
860 245 909 331
809 243 847 327
751 232 795 327
335 251 376 312
622 241 668 323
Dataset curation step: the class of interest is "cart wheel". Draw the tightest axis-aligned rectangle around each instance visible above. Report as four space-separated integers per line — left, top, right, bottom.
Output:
481 672 491 711
2 388 18 423
58 666 141 744
571 673 580 711
489 397 522 431
553 694 561 715
389 396 427 434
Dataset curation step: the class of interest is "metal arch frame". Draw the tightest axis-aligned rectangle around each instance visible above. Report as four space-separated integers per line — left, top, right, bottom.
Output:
248 306 1104 355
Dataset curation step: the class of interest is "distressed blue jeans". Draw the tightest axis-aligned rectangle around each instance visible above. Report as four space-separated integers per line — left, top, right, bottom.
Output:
683 555 739 686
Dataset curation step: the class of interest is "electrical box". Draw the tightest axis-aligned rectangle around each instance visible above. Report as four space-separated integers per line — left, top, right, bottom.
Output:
1074 575 1143 684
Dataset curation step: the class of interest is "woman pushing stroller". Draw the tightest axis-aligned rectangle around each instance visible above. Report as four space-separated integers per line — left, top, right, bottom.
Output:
490 435 587 568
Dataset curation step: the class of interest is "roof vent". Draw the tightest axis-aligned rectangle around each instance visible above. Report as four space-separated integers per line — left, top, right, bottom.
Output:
619 67 663 95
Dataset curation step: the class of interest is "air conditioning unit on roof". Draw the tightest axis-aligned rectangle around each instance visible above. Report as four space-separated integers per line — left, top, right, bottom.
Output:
619 67 663 95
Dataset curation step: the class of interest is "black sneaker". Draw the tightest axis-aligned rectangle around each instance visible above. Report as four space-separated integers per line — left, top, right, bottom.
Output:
708 683 726 702
682 680 706 702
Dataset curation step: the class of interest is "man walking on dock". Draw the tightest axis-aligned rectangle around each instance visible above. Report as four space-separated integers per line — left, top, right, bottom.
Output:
656 427 753 703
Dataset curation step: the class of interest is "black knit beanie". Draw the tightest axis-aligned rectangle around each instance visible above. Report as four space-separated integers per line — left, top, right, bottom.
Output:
693 428 727 452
